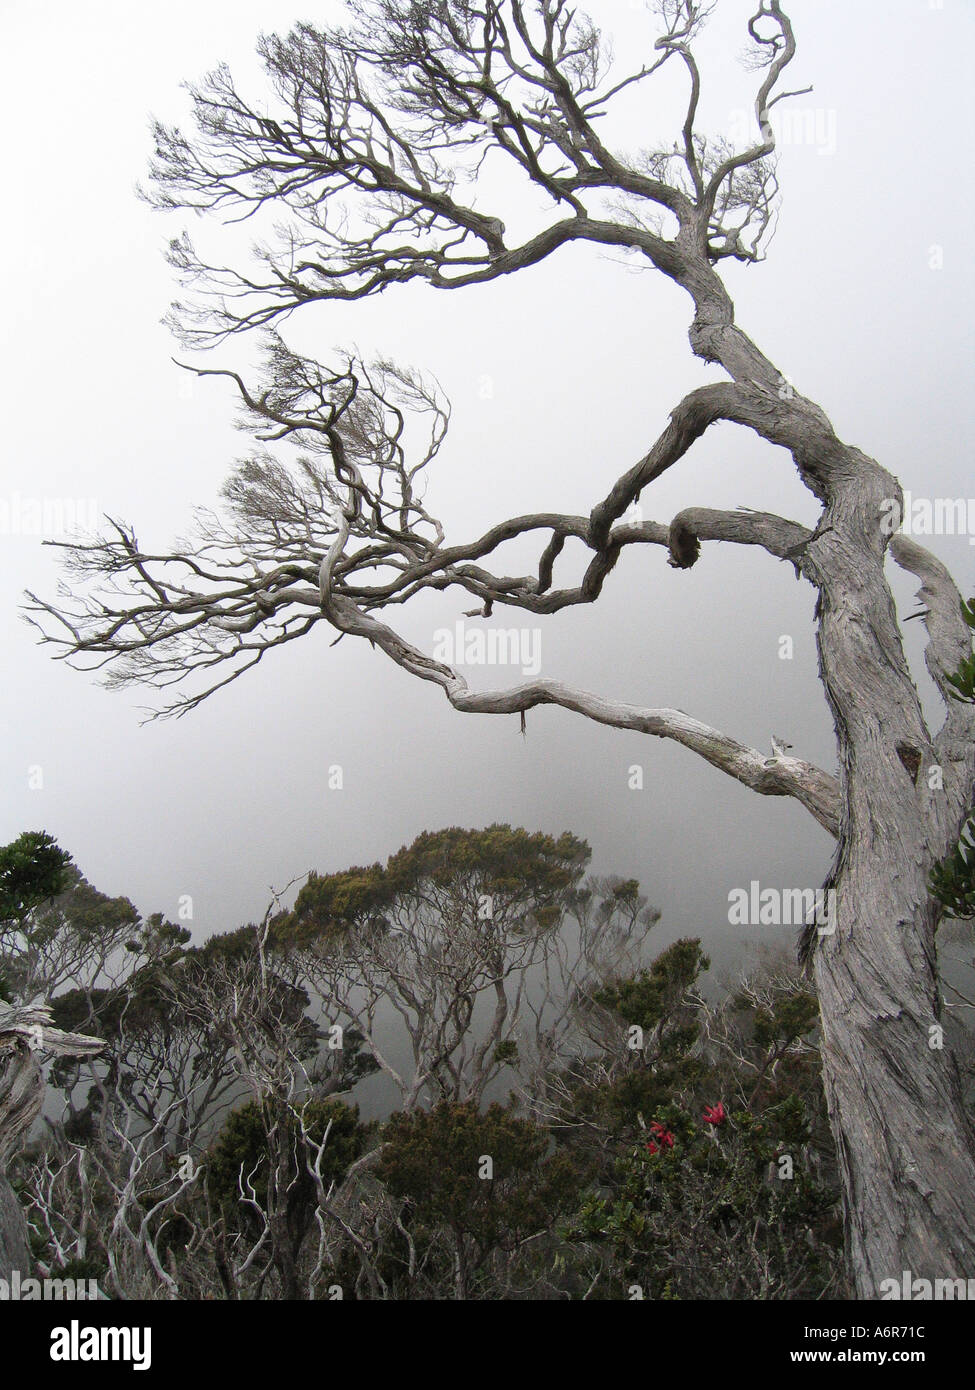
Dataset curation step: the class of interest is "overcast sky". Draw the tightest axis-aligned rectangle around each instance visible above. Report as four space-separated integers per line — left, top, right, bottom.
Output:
2 0 973 981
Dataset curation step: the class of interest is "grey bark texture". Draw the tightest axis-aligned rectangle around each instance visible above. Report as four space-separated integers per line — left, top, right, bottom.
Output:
0 1177 31 1282
0 1007 105 1280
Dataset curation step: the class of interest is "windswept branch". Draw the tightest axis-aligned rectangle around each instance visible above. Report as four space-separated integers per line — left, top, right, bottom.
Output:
318 509 839 835
27 327 838 834
140 0 810 345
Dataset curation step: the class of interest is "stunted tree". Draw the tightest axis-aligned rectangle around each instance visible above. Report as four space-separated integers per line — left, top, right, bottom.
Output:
546 945 845 1299
25 2 975 1294
375 1100 581 1300
0 832 106 1279
286 825 658 1110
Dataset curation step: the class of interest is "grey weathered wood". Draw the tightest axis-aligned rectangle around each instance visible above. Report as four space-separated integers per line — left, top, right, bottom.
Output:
0 1176 31 1282
0 1007 105 1280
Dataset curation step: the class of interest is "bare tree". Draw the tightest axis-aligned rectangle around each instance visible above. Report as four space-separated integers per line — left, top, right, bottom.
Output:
25 1 975 1294
23 905 373 1301
0 1004 105 1279
293 841 658 1111
298 890 547 1112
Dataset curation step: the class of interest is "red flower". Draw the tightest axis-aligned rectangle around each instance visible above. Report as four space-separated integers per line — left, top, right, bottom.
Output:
645 1140 658 1155
648 1121 675 1149
703 1102 726 1127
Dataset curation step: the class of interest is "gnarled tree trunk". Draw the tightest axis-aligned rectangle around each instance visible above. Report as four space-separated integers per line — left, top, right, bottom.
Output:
680 267 975 1296
812 496 975 1293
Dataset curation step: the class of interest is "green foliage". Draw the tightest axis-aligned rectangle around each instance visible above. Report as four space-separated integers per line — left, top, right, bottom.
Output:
0 839 175 1009
287 864 391 941
749 985 819 1051
552 940 710 1146
131 911 192 959
570 1084 839 1299
286 824 591 943
0 830 73 925
26 868 140 949
384 825 589 901
50 973 170 1039
206 1096 367 1214
54 1255 108 1285
186 916 284 963
930 596 975 920
594 938 709 1034
375 1100 584 1285
930 815 975 920
43 907 189 1041
550 950 842 1299
944 596 975 704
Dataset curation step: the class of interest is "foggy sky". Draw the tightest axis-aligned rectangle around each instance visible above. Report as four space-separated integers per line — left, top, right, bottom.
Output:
2 0 973 982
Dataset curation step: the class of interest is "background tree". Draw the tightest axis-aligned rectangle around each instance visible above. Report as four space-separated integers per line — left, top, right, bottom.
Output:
0 831 73 1003
284 825 659 1109
544 940 844 1297
25 1 975 1294
374 1099 582 1300
21 896 376 1299
0 832 105 1280
204 1095 369 1301
11 827 856 1300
